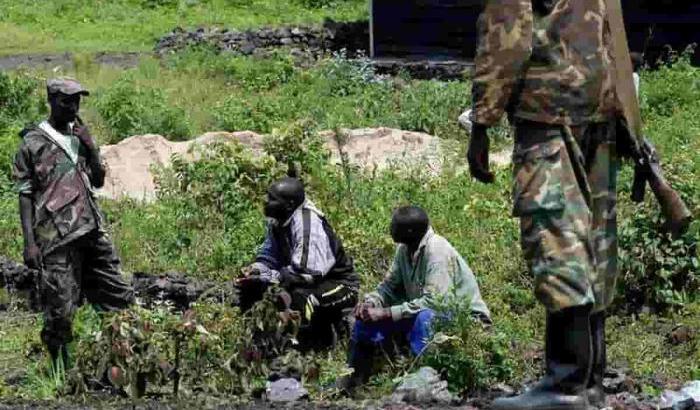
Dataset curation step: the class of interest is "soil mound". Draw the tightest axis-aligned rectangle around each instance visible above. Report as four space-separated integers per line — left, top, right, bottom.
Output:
98 128 510 202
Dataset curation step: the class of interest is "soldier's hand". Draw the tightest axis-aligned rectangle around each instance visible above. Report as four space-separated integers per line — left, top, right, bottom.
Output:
467 123 495 184
73 119 97 151
23 244 42 270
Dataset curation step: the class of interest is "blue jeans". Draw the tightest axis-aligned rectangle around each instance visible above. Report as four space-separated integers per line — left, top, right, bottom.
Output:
351 309 436 356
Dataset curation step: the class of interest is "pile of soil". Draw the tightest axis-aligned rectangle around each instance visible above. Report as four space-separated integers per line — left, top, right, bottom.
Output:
98 128 510 202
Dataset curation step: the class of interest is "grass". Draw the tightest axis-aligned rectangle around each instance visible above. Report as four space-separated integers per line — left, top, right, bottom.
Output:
13 49 485 146
0 36 698 404
0 0 368 56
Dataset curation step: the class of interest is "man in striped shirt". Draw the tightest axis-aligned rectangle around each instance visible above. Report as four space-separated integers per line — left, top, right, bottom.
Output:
237 177 359 350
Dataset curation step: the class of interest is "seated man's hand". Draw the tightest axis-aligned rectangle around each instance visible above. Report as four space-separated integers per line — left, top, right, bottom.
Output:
362 307 392 323
353 302 375 320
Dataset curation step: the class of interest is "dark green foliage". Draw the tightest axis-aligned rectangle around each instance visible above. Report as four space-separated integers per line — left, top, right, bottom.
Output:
421 298 515 394
617 202 699 312
262 119 330 174
156 140 283 230
69 289 303 397
0 72 45 129
640 49 700 118
94 75 192 143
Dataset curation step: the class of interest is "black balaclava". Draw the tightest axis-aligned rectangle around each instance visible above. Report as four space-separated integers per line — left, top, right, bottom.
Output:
264 177 306 227
390 206 430 249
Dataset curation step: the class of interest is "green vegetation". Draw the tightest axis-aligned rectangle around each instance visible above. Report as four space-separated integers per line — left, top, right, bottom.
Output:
0 36 698 405
0 0 367 55
17 49 476 144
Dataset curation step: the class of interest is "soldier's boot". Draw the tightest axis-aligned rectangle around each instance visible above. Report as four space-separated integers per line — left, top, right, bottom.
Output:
491 304 593 410
586 311 606 407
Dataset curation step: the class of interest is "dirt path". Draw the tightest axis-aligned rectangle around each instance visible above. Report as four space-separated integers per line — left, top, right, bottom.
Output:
0 52 146 71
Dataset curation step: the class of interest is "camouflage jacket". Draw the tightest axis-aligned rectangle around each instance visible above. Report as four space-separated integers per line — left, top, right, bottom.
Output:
13 123 104 255
471 0 618 127
365 228 491 322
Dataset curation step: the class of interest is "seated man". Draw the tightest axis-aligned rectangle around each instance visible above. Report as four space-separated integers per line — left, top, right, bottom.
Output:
237 177 359 349
339 206 491 389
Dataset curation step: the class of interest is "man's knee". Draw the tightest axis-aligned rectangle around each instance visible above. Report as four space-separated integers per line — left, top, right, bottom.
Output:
415 309 436 325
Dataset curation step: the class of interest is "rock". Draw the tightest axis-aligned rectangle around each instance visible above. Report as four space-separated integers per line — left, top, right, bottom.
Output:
492 383 515 396
603 368 631 393
99 131 263 201
680 381 700 403
264 378 308 403
668 325 695 345
659 389 695 410
390 366 458 405
607 392 658 410
240 43 256 55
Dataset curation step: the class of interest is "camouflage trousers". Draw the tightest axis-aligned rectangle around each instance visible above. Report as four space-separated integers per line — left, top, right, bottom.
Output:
512 119 618 313
39 229 134 350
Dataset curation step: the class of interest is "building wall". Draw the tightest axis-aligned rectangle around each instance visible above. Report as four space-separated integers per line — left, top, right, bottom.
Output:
371 0 700 65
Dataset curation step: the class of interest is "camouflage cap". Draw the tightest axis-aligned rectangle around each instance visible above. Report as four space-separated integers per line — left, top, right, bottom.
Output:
46 77 90 96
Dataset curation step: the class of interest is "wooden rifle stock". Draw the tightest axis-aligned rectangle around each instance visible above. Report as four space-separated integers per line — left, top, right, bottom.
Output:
607 0 693 238
629 136 692 238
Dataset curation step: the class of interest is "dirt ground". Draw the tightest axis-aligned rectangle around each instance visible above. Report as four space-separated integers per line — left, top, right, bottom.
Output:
0 52 144 71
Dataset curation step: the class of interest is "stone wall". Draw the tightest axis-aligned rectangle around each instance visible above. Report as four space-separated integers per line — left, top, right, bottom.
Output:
155 19 370 58
155 20 473 80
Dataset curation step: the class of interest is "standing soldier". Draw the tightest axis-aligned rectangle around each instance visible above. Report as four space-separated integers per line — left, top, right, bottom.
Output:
13 78 134 367
468 1 620 409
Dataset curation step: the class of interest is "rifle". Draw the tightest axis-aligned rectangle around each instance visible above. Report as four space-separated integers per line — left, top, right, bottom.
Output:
607 0 693 238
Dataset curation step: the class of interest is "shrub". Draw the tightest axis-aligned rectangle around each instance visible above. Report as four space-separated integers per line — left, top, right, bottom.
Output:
94 75 191 143
640 49 700 118
213 95 288 134
617 202 699 313
0 71 45 129
223 53 297 92
69 292 303 397
420 297 516 393
157 140 283 230
397 80 471 138
315 50 388 97
293 0 337 8
262 119 330 175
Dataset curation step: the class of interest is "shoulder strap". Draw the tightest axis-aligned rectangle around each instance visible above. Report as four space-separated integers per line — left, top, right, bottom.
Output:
301 208 311 270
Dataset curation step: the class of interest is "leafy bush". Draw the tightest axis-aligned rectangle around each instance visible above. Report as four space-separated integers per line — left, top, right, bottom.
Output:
397 80 471 137
224 53 297 92
70 291 303 397
0 71 45 129
293 0 337 8
617 203 699 313
640 48 700 118
316 50 388 97
94 75 192 143
421 297 515 394
213 95 288 134
157 140 282 230
262 119 330 175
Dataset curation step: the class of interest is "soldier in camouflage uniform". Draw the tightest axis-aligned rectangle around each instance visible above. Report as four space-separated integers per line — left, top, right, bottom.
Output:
468 1 620 409
14 78 134 367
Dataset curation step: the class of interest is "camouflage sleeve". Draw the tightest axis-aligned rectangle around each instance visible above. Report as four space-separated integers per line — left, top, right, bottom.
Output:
471 0 534 126
13 142 34 195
